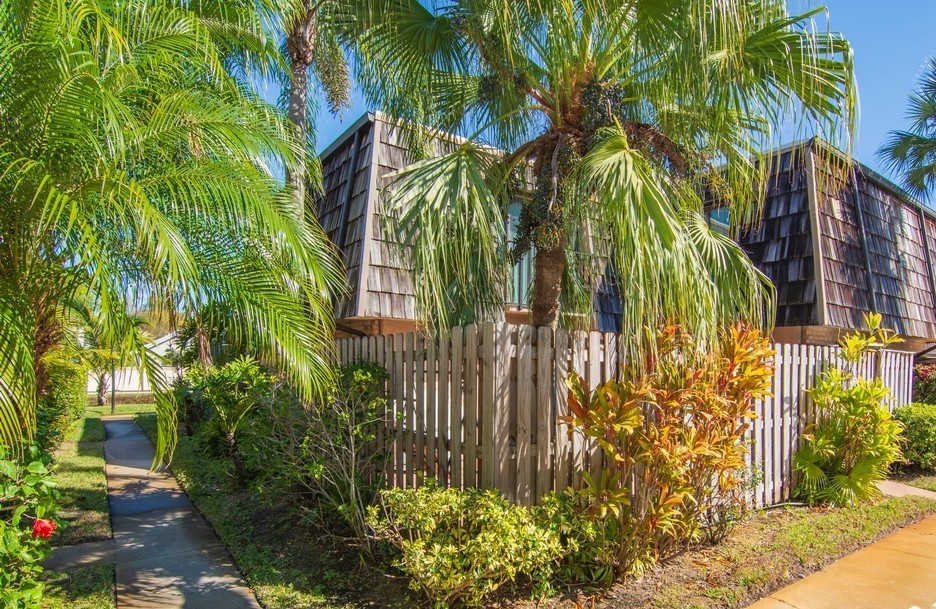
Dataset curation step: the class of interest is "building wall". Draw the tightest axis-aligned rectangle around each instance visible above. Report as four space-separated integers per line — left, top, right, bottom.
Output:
318 122 936 347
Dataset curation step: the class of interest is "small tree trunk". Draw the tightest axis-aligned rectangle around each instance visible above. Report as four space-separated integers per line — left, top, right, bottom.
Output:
531 240 567 328
97 373 109 406
227 430 248 482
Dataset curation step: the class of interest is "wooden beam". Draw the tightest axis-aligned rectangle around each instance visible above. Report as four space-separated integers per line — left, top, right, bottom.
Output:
805 146 828 326
356 117 382 317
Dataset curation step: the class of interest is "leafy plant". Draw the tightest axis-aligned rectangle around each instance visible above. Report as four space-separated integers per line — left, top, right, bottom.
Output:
794 313 904 506
893 403 936 471
179 358 274 481
368 482 563 608
563 324 774 580
261 362 391 549
0 446 59 609
35 351 87 455
912 364 936 405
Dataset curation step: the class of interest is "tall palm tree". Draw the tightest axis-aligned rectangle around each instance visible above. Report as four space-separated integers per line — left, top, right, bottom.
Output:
879 58 936 201
349 0 856 354
0 0 344 458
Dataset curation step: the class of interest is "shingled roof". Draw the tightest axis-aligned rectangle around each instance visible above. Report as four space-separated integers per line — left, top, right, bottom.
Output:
316 117 936 343
737 139 936 340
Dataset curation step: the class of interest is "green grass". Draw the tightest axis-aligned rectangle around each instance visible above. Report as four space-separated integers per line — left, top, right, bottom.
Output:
40 565 115 609
135 414 413 609
894 470 936 493
607 496 936 609
50 414 111 546
85 403 156 418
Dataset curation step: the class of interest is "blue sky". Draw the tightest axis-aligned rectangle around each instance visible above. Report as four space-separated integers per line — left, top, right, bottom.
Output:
309 1 935 180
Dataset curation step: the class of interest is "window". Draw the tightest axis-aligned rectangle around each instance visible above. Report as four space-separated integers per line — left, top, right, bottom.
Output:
706 207 731 236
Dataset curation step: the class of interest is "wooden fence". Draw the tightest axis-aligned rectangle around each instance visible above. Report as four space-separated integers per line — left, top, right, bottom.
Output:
335 322 914 508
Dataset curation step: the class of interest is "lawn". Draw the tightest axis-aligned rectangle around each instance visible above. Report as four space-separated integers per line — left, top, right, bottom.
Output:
893 469 936 493
50 415 111 546
41 565 115 609
84 402 157 418
574 495 936 609
135 413 936 609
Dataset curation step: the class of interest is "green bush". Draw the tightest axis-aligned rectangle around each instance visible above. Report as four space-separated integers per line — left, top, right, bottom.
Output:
174 357 273 481
894 403 936 471
36 354 87 454
0 446 59 609
258 362 390 548
368 482 564 608
913 364 936 405
794 313 904 506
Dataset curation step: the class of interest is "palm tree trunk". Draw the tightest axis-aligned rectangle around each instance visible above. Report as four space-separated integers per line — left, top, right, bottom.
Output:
531 239 566 328
286 5 316 209
227 430 249 482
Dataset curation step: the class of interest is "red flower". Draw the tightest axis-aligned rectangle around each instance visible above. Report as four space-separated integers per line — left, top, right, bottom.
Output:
32 518 57 540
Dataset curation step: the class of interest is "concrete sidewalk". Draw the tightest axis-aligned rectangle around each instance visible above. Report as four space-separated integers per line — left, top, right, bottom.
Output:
46 416 259 609
747 481 936 609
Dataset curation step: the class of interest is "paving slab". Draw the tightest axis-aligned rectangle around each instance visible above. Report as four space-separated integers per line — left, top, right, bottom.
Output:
45 417 260 609
45 538 116 570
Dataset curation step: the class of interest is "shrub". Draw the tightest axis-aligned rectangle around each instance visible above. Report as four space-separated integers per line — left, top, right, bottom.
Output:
259 362 390 548
36 352 87 454
0 446 59 609
894 403 936 471
368 482 564 608
913 364 936 405
562 324 774 580
794 313 904 506
174 357 273 481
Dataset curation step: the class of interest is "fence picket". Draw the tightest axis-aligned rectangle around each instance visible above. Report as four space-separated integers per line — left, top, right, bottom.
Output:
516 325 534 505
536 327 553 501
464 325 479 488
450 327 464 488
554 329 571 492
436 334 449 486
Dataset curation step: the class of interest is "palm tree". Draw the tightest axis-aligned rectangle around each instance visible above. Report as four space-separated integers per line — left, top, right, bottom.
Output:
879 58 936 201
349 0 856 354
0 0 344 458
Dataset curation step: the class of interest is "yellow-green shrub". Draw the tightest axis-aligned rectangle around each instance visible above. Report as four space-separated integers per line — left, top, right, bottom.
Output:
369 482 564 607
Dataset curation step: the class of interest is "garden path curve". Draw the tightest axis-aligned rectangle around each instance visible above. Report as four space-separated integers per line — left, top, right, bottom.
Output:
46 416 260 609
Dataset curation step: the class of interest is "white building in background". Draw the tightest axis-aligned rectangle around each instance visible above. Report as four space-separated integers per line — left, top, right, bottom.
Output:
86 332 180 395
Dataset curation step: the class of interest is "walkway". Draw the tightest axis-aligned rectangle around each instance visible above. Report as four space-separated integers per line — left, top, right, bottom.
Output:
46 416 260 609
747 481 936 609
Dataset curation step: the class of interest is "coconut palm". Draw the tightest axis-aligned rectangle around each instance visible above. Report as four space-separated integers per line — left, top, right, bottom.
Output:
0 0 344 458
348 0 856 354
879 58 936 201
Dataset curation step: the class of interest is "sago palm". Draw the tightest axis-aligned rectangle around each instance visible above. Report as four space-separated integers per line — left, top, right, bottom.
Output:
879 58 936 201
349 0 856 355
0 0 344 459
